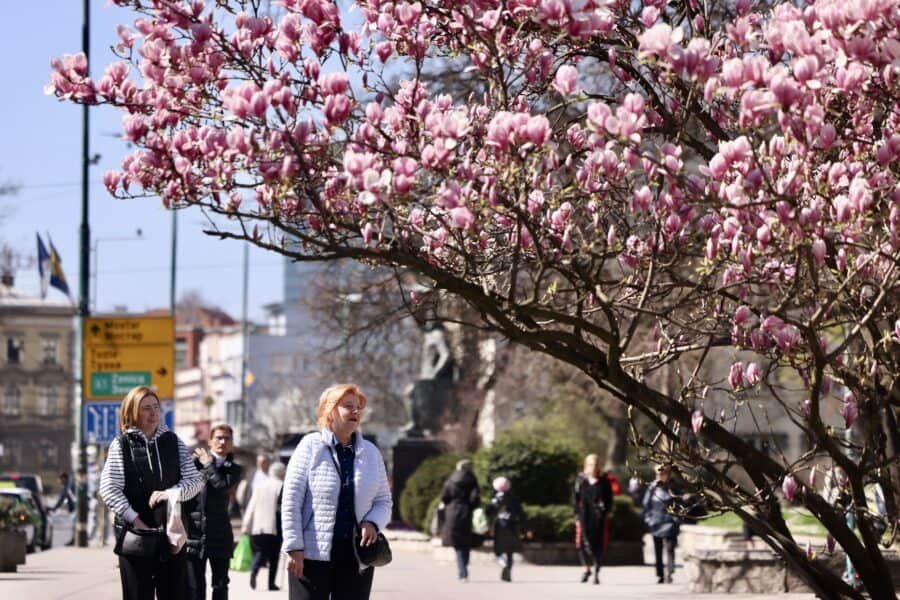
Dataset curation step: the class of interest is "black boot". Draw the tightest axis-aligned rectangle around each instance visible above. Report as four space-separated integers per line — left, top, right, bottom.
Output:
501 565 511 582
250 571 257 590
581 570 591 583
593 566 600 584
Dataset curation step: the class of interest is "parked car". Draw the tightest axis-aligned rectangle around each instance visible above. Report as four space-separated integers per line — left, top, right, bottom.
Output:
0 487 42 552
0 473 52 550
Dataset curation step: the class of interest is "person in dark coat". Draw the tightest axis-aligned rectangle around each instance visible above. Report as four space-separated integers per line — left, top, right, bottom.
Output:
642 464 681 584
486 477 529 582
440 459 480 581
185 423 243 600
573 453 613 584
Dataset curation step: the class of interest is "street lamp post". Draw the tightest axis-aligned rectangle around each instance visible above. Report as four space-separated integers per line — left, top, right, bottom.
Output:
90 230 143 312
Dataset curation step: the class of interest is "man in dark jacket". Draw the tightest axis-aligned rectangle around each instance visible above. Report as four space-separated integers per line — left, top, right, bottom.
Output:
185 423 243 600
440 459 481 581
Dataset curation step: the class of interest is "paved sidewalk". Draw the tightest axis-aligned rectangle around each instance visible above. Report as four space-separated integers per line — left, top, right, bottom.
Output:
0 546 816 600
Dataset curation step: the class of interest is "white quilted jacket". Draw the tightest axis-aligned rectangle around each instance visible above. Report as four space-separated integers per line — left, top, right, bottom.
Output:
280 428 392 560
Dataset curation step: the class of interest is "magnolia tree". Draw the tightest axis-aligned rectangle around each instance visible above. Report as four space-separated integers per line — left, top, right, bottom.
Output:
50 0 899 596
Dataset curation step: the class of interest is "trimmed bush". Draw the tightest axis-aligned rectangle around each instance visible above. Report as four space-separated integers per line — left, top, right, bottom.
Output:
523 504 576 542
473 433 580 506
399 453 464 532
424 495 443 535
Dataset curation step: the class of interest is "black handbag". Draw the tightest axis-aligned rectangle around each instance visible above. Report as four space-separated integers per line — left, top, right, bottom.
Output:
114 523 165 558
353 529 392 568
327 446 393 569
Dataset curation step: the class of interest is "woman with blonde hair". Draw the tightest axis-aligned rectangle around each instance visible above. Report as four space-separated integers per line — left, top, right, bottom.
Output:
281 384 392 600
99 385 203 600
573 453 613 584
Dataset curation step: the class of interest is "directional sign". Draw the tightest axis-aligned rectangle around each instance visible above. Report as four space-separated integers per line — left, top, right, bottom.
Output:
85 401 175 445
84 316 174 400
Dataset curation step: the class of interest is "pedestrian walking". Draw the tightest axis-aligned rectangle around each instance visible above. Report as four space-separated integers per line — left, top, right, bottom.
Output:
573 454 613 584
486 477 529 582
642 464 681 584
99 386 203 600
184 423 243 600
440 459 481 581
241 462 285 591
51 472 76 513
237 454 271 514
281 383 392 600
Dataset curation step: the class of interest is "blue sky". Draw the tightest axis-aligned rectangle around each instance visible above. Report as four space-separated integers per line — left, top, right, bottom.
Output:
0 1 284 321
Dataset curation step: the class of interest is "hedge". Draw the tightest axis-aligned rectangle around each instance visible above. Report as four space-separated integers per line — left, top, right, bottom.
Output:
473 433 580 506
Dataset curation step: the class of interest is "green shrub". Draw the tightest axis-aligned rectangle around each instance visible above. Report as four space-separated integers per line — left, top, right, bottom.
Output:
609 496 644 541
523 504 576 542
474 433 580 505
399 453 464 532
0 497 38 531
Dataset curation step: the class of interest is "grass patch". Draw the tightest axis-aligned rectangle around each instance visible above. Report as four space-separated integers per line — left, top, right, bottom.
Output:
698 508 828 537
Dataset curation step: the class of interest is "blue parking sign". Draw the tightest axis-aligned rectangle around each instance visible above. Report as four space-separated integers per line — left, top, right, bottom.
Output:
84 401 175 445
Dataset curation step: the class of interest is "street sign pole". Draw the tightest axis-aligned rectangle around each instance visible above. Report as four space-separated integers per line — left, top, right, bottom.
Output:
75 0 91 549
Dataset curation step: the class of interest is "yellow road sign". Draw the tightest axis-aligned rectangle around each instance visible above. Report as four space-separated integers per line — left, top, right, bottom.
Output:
84 316 174 400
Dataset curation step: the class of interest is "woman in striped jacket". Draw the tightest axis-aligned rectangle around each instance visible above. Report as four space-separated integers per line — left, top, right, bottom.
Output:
99 385 203 600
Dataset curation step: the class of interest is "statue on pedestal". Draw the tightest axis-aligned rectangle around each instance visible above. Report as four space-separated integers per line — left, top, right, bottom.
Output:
403 321 455 437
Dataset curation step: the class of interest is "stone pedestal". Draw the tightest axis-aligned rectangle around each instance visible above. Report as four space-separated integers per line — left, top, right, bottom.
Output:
391 437 446 523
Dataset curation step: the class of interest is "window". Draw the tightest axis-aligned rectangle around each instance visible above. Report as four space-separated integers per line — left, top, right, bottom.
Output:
41 337 58 365
6 337 23 365
40 443 57 469
39 386 58 416
3 385 21 416
0 440 22 468
175 339 188 369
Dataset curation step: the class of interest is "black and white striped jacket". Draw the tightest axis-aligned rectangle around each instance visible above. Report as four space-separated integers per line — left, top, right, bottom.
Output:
99 424 203 524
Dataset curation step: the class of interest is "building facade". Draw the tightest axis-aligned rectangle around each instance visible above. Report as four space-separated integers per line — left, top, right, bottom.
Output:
0 276 76 484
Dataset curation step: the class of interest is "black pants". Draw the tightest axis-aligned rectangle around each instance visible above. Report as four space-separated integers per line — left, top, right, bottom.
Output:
653 536 676 579
250 534 281 588
185 555 230 600
118 551 186 600
288 539 374 600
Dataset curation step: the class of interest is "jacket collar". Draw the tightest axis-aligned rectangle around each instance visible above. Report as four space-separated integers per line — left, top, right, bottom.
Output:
320 427 365 457
124 424 169 443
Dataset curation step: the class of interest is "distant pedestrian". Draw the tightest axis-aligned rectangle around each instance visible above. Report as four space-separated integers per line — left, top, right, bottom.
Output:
281 383 392 600
237 454 271 513
486 477 529 582
99 386 203 600
642 464 680 584
52 472 75 513
573 454 613 584
440 459 481 582
185 423 243 600
242 462 285 591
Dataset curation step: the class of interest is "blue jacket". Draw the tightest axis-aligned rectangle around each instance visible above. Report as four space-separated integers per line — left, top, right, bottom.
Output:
642 481 680 539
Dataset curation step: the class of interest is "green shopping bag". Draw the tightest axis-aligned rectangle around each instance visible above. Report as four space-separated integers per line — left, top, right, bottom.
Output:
230 534 252 572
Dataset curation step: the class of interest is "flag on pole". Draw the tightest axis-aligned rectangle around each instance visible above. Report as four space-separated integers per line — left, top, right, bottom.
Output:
45 234 71 298
36 233 50 299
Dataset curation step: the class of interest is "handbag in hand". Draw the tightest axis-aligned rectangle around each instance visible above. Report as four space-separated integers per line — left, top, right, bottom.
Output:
114 521 166 559
353 527 392 568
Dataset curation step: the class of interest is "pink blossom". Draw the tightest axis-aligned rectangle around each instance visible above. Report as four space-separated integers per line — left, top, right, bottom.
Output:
782 475 798 502
102 170 121 194
743 362 760 386
692 408 704 435
733 305 754 327
811 238 826 265
553 65 579 97
729 362 744 390
323 94 352 126
841 393 858 428
361 223 375 245
319 72 350 95
638 24 683 61
522 115 551 146
449 206 475 230
808 466 817 488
